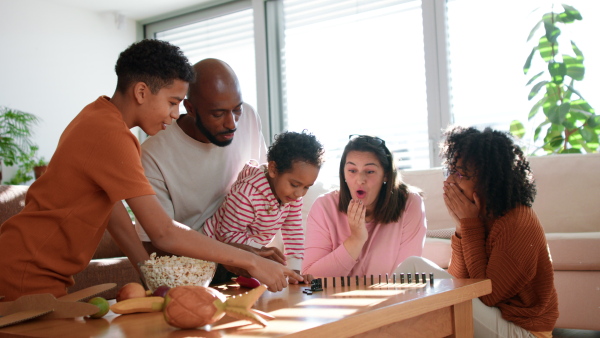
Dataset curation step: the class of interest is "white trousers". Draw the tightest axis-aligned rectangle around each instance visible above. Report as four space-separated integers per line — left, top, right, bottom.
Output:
395 256 536 338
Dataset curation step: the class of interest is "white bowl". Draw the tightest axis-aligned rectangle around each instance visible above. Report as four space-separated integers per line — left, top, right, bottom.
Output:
139 255 217 292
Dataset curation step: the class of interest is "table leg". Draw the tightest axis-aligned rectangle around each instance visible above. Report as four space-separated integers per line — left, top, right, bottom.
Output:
450 300 473 338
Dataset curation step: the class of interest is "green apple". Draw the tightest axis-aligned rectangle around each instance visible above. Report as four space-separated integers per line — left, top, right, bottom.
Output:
88 296 109 319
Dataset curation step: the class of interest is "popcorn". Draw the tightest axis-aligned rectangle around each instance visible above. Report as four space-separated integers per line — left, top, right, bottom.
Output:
139 253 217 292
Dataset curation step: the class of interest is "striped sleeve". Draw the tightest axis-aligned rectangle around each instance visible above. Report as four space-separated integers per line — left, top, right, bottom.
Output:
280 200 305 265
213 181 261 247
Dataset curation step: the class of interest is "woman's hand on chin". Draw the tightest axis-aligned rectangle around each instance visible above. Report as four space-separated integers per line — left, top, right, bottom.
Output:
344 199 368 260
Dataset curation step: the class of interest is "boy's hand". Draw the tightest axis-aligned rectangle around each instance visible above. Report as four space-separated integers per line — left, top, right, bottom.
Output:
288 270 314 284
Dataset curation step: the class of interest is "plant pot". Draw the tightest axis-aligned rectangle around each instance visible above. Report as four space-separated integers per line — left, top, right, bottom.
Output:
34 165 48 179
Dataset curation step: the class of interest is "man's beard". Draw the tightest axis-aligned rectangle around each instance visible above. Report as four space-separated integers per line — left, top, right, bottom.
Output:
194 115 235 147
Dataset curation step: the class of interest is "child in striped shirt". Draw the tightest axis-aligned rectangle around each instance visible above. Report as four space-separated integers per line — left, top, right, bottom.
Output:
203 130 324 281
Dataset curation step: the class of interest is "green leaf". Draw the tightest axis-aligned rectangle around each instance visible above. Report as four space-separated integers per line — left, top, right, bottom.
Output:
543 125 564 152
564 84 587 104
527 19 543 42
528 80 548 100
561 4 582 21
571 41 584 61
548 61 566 84
580 126 598 142
560 148 581 154
510 120 526 139
528 81 549 100
533 120 551 142
524 47 537 74
546 105 563 124
587 115 600 128
537 36 555 62
563 54 584 81
528 98 545 120
543 14 561 43
570 98 595 115
544 82 560 104
526 71 544 85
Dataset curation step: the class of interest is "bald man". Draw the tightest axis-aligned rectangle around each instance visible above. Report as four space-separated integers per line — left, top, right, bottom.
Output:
133 59 295 283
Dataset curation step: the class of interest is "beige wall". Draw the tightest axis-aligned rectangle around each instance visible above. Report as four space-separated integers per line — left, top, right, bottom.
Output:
0 0 136 181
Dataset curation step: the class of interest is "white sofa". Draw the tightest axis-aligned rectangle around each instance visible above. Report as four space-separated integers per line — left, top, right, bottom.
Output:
292 153 600 331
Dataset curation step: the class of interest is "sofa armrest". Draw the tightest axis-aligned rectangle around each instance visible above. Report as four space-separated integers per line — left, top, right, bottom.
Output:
546 232 600 270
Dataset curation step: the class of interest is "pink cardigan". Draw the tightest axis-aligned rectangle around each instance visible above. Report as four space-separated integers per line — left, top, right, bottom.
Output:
301 190 427 277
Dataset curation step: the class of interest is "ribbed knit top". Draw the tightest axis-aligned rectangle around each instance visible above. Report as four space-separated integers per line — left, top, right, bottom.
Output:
449 205 559 332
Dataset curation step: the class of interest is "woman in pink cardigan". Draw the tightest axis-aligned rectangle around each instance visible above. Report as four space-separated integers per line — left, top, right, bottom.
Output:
301 135 426 277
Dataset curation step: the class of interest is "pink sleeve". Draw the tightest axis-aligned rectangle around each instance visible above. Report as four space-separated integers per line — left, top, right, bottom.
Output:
301 194 357 277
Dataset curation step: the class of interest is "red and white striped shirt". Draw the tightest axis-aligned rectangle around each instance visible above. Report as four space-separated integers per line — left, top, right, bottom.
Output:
204 161 304 270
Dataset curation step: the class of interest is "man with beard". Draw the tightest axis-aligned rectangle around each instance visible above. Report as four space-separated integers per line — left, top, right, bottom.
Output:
132 59 294 283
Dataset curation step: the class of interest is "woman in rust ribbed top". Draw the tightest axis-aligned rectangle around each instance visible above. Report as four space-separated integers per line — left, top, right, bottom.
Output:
442 126 558 338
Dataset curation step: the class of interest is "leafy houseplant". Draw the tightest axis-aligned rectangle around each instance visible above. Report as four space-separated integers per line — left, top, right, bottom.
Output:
0 107 40 183
4 146 41 185
511 3 599 154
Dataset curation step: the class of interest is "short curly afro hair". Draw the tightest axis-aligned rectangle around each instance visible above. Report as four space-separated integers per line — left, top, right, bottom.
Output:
441 126 536 219
267 130 325 174
115 39 195 94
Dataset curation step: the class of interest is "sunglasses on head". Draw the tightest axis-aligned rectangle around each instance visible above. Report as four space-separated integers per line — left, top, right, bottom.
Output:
348 134 385 146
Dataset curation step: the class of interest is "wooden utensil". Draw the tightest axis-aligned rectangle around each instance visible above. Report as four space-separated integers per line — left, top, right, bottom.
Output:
0 283 117 328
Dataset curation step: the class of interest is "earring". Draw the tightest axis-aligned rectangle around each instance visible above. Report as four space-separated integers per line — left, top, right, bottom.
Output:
383 181 387 185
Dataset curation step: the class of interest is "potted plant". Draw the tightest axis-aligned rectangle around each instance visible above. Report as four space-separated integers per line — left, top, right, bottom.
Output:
4 146 41 185
33 156 48 179
0 106 40 182
511 4 599 154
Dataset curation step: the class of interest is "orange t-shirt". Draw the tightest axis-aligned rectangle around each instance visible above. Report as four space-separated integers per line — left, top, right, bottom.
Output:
0 96 155 301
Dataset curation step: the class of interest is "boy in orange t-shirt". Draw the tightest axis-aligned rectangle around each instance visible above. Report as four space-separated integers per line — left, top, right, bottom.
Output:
0 40 300 301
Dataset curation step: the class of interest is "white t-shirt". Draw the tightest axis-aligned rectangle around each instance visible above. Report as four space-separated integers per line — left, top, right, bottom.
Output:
135 103 267 241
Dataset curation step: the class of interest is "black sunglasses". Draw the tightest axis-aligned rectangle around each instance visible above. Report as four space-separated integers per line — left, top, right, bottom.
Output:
348 134 385 146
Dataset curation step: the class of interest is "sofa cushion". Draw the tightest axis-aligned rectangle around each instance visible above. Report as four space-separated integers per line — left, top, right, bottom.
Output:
546 232 600 270
69 257 141 300
528 153 600 233
401 169 454 231
0 185 28 225
92 230 125 259
422 238 451 269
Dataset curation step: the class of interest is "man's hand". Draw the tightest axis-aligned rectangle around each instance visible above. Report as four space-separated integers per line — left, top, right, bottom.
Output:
221 243 287 277
254 246 286 265
247 257 303 292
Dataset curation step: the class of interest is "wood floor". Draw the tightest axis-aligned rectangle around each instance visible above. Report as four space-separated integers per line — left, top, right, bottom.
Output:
552 328 600 337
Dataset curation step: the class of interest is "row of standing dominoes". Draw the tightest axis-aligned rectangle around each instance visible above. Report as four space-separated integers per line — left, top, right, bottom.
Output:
306 273 435 292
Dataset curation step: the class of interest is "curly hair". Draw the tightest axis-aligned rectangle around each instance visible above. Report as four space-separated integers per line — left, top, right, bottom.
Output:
440 126 536 219
115 39 195 94
267 130 325 173
337 135 411 225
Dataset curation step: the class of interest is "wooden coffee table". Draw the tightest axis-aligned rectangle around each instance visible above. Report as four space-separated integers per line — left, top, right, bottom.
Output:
0 278 491 337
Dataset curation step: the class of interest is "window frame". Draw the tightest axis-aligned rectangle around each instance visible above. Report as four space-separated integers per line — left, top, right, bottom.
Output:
142 0 452 168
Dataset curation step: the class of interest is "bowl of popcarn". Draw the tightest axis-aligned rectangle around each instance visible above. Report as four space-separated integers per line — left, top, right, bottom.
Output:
139 253 217 292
